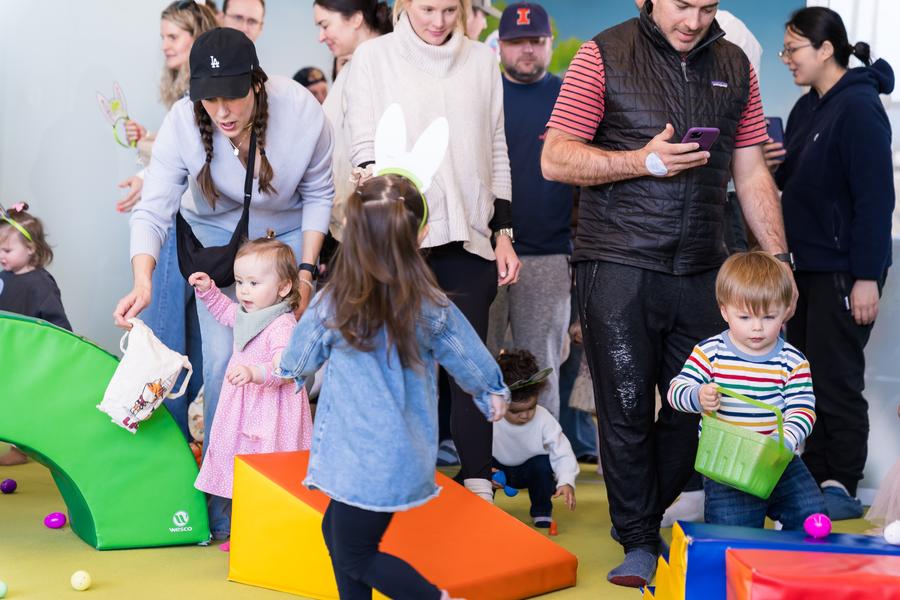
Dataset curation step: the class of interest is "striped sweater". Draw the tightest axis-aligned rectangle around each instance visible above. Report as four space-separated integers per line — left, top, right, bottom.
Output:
667 332 816 453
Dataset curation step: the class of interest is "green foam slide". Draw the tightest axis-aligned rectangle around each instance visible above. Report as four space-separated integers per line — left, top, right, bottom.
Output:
0 311 209 549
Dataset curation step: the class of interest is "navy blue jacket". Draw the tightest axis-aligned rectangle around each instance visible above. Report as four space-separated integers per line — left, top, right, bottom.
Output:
776 59 895 280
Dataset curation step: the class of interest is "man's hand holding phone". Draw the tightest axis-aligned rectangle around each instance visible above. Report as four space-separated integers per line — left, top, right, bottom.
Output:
641 123 714 178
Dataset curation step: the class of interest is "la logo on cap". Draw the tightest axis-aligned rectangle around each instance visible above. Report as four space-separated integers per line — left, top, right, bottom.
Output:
516 7 531 25
210 55 220 69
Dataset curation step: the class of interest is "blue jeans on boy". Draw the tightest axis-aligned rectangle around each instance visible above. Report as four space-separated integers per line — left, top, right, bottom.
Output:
704 456 826 529
142 229 204 440
191 223 304 537
493 455 556 518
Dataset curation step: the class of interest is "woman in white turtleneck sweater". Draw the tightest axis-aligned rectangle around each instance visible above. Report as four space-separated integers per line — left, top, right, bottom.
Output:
344 0 520 502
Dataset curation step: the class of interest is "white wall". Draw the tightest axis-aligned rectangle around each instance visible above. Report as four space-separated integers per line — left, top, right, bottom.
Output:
0 0 331 352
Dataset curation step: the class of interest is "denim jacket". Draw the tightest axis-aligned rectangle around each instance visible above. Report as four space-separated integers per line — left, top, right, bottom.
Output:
277 292 509 512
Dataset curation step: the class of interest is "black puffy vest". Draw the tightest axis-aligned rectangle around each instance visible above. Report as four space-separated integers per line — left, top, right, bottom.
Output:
573 10 750 275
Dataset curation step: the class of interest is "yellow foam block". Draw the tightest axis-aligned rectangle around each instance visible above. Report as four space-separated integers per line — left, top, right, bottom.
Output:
667 522 687 599
229 455 341 598
654 555 674 600
229 451 578 599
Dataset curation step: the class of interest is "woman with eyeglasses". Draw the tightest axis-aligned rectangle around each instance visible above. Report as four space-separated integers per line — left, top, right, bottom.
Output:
113 0 218 444
113 28 334 540
221 0 266 42
767 6 895 521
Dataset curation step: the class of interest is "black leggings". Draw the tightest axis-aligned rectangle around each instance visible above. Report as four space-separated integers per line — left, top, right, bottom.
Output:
322 501 442 600
427 243 498 481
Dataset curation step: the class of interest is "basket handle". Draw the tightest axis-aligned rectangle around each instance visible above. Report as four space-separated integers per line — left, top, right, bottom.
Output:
716 386 785 446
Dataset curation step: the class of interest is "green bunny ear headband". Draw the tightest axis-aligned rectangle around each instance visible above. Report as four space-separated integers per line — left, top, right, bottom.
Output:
373 104 449 234
97 82 135 149
508 367 554 391
0 202 33 242
374 167 429 232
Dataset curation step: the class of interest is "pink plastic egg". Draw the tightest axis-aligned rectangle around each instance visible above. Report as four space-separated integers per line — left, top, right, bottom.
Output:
803 512 832 538
43 512 67 529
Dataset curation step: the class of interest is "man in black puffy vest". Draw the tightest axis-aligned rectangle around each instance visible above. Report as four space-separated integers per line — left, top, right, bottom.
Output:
541 0 796 587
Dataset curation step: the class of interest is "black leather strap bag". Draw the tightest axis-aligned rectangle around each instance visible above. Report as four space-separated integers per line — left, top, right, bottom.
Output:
175 130 256 288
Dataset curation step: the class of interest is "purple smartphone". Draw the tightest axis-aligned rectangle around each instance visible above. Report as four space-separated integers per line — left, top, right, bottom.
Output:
681 127 720 151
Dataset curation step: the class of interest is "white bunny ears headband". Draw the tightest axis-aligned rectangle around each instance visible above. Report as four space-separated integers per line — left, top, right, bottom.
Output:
371 104 449 231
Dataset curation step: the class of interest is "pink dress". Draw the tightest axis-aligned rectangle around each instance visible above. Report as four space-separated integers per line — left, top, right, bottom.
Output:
194 284 312 499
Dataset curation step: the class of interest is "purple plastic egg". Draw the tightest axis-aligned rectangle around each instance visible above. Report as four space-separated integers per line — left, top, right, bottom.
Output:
803 512 832 538
0 479 16 494
44 512 67 529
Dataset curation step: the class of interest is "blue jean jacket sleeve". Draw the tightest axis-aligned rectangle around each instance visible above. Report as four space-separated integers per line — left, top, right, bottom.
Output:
276 295 330 390
432 301 510 419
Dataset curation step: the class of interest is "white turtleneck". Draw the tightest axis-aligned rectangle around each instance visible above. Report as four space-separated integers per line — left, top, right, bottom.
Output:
343 12 512 261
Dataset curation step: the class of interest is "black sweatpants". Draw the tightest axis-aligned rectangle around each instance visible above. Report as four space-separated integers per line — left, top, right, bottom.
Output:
575 260 724 553
428 242 498 481
322 500 442 600
787 271 884 496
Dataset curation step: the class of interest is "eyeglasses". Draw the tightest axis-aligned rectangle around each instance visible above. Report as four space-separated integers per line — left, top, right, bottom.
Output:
224 13 263 29
778 44 812 59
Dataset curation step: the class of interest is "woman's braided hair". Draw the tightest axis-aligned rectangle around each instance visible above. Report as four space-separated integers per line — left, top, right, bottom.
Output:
193 68 276 209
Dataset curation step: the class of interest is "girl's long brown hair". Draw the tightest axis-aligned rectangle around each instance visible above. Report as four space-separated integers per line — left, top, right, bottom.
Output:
193 68 276 209
324 175 447 367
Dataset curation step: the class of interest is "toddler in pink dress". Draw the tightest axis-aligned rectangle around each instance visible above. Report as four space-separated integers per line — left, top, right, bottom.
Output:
190 238 312 506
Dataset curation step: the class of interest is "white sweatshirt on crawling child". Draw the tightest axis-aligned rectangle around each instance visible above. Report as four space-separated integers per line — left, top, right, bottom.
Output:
492 405 579 489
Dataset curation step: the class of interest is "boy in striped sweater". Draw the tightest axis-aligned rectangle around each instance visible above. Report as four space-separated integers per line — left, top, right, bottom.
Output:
668 252 826 529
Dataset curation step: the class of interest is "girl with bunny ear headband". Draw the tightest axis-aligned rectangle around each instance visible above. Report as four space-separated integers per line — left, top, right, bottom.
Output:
276 104 508 600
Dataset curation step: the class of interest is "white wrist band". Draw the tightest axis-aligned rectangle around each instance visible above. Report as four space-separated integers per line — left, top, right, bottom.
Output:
645 152 669 177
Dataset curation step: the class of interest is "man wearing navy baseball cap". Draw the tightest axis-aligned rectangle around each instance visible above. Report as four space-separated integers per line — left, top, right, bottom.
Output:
489 2 587 477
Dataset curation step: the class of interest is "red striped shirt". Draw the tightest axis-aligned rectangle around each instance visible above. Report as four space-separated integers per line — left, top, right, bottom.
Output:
547 41 768 148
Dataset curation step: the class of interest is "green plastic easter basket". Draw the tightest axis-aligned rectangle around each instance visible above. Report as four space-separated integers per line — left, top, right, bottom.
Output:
694 386 794 500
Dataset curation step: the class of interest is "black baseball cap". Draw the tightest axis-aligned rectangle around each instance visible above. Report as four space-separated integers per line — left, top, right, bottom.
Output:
498 2 551 41
293 67 327 88
189 28 259 101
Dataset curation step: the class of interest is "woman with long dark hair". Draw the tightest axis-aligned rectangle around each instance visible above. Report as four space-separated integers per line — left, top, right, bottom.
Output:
313 0 392 239
115 0 219 442
114 28 334 538
770 6 894 520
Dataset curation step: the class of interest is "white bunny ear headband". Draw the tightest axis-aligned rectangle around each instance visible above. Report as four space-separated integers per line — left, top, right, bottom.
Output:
372 104 449 231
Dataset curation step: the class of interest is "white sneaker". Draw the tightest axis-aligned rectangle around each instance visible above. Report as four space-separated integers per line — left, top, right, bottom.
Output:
463 478 494 503
661 490 705 527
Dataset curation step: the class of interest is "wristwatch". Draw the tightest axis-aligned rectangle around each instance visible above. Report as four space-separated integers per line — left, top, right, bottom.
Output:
493 228 515 244
298 262 318 280
774 252 795 271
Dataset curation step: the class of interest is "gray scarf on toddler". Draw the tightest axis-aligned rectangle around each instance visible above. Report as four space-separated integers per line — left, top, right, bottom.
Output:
233 301 291 351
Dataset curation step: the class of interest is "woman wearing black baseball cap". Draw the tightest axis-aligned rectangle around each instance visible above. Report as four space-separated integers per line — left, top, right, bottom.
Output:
114 27 334 540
